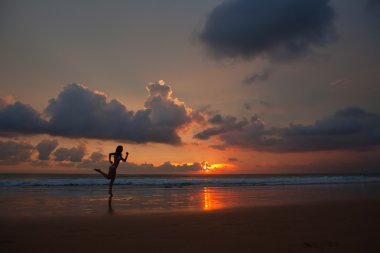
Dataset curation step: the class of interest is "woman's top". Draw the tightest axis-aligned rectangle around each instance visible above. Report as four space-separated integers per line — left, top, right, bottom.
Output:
114 154 122 162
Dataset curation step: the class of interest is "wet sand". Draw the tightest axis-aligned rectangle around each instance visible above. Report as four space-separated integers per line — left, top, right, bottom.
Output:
1 198 379 253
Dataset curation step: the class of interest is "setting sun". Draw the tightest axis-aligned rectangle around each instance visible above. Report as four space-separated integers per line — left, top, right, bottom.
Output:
200 161 230 173
201 161 210 171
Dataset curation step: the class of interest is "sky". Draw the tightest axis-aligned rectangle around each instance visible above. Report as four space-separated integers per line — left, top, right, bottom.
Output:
0 0 380 174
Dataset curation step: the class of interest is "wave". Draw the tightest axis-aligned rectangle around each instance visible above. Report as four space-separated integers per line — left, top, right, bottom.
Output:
1 175 380 187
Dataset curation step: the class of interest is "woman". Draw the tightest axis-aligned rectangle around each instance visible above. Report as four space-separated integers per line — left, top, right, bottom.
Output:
94 145 129 197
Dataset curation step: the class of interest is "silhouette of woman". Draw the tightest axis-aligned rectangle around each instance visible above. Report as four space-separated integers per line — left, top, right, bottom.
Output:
94 145 129 197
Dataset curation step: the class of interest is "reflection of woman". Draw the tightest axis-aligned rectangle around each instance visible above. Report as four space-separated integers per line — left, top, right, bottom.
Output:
94 145 129 197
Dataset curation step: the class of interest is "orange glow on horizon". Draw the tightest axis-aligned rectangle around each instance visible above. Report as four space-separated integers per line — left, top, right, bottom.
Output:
166 161 233 173
201 161 233 173
170 162 194 166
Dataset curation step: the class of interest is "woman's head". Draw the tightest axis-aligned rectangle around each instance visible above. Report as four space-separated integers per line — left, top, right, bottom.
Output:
116 145 123 153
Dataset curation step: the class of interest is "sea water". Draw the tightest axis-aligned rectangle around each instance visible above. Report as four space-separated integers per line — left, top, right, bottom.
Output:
2 173 380 187
1 173 380 217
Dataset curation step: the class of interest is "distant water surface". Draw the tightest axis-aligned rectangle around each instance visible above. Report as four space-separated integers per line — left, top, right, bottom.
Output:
1 173 380 217
1 173 380 187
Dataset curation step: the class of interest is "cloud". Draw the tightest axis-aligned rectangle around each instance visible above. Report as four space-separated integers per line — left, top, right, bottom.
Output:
54 144 86 162
227 157 239 162
0 138 205 173
0 140 35 164
44 83 140 140
89 151 104 162
0 81 198 144
78 157 203 174
143 80 193 142
0 96 15 110
242 69 272 85
156 161 202 173
198 0 336 61
367 0 380 9
194 107 380 152
366 0 380 27
194 115 249 140
0 101 48 135
78 151 109 169
208 114 224 124
36 139 58 160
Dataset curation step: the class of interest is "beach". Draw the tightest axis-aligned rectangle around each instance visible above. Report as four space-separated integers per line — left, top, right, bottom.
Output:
1 174 380 252
1 199 380 253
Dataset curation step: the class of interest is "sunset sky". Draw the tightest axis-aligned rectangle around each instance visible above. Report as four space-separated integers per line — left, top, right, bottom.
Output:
1 0 380 174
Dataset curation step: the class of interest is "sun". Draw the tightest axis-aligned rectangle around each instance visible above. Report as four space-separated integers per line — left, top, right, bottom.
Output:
201 161 212 172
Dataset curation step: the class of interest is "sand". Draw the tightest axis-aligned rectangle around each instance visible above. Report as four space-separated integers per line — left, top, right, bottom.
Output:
1 199 379 253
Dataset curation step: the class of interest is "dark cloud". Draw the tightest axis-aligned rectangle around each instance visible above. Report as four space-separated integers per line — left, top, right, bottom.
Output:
36 139 58 160
242 69 272 85
198 0 336 61
194 115 249 140
367 0 380 9
54 144 86 162
90 151 104 162
195 107 380 152
78 158 203 174
366 0 380 27
208 114 224 124
156 161 202 173
44 83 141 141
0 101 48 135
0 81 198 144
227 157 239 162
0 140 34 164
78 151 109 169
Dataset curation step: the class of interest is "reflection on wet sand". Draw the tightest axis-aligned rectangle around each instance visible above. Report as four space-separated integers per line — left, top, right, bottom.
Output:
202 187 225 211
203 187 211 210
105 187 229 213
108 196 114 215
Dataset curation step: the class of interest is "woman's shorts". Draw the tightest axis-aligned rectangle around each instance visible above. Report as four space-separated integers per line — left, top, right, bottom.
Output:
108 165 116 178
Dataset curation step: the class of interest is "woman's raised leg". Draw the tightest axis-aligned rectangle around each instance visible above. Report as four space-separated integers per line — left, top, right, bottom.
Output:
94 169 109 179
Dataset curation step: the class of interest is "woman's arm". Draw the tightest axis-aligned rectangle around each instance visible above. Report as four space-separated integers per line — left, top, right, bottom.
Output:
122 152 129 162
109 153 114 164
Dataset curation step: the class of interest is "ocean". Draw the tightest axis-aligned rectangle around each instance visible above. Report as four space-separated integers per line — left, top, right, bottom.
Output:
1 173 380 217
2 173 380 187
